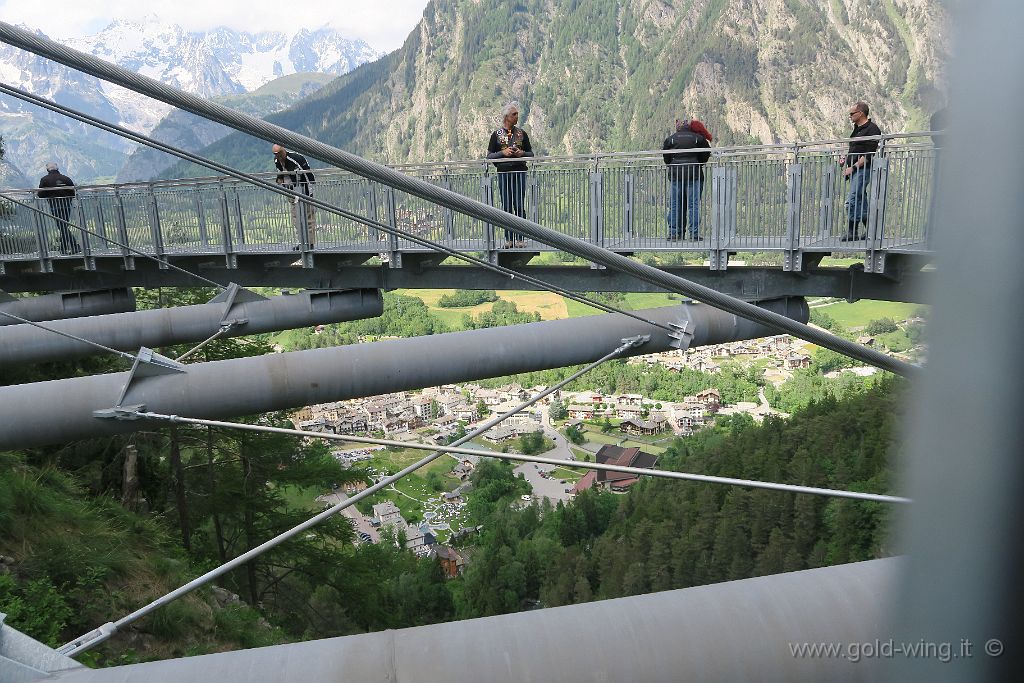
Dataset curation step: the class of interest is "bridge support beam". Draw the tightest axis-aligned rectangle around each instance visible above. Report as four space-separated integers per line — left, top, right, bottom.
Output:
0 298 807 450
0 286 383 367
0 287 135 326
10 558 899 683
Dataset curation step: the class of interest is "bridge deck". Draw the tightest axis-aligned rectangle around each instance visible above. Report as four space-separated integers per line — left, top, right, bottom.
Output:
0 138 936 295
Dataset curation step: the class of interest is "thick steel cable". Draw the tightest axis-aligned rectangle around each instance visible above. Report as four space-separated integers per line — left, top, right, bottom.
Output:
0 82 678 335
175 321 240 362
134 413 911 506
0 309 135 361
0 23 918 377
0 190 227 291
58 338 640 657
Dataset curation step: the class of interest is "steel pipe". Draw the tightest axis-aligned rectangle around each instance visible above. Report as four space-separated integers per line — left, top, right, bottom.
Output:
0 288 135 326
0 287 382 367
0 298 806 450
45 558 899 683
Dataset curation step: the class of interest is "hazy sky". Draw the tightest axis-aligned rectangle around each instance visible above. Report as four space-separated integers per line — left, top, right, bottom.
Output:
0 0 431 53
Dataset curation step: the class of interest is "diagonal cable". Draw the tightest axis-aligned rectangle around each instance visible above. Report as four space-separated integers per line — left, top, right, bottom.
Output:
0 309 135 361
175 321 241 362
0 82 678 334
0 22 919 377
57 336 644 657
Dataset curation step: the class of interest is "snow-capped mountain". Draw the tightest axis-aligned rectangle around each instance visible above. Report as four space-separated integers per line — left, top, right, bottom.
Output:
0 18 383 186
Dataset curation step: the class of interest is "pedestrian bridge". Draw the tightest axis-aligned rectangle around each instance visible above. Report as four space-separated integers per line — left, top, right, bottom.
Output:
0 134 937 300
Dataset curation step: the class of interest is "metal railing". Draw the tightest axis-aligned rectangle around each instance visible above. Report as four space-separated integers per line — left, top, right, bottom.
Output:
0 133 938 273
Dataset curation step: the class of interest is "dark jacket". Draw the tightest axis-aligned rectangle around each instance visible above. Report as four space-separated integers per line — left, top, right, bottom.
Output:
38 170 76 200
487 126 534 173
847 120 882 168
274 153 316 194
662 127 711 167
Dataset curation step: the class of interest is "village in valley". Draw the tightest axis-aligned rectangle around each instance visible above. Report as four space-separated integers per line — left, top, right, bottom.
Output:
290 329 895 575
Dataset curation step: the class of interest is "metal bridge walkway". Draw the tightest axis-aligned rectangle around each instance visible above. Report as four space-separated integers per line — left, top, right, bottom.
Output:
0 136 936 299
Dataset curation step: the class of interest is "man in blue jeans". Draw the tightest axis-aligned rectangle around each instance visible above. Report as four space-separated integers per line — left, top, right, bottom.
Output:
842 101 882 241
663 119 710 240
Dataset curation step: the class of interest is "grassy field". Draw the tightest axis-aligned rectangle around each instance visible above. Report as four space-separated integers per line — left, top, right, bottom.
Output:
399 288 682 327
564 292 681 318
812 299 924 329
398 288 569 327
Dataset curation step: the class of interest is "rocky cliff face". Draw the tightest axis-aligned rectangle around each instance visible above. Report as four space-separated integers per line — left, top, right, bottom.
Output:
0 19 383 182
189 0 947 173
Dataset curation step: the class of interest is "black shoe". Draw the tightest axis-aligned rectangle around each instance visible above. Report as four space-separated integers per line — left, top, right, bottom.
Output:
839 234 855 242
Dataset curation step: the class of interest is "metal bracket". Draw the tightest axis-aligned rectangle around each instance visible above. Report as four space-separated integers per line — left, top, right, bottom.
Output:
56 622 117 657
620 334 651 350
208 282 264 327
666 319 695 351
93 347 186 419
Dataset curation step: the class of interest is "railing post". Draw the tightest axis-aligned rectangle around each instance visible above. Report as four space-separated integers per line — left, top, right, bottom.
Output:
217 180 237 269
383 186 401 269
442 170 455 243
529 172 540 226
145 184 167 269
818 163 837 240
783 149 803 272
194 191 210 248
865 142 889 274
231 185 246 248
296 193 314 268
74 193 94 270
589 166 604 268
113 188 135 271
481 171 496 264
709 164 732 270
623 172 634 239
366 182 387 261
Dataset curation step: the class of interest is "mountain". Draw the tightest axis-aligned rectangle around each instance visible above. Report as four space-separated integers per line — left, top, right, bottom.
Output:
116 73 336 182
170 0 948 178
0 18 384 184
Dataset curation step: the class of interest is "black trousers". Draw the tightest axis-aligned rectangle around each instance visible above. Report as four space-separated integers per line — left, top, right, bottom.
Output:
47 197 79 253
497 171 526 242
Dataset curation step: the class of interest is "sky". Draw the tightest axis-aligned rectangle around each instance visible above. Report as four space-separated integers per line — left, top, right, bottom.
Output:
0 0 431 53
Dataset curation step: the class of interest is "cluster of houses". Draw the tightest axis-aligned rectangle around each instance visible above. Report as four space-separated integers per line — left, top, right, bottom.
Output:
564 387 722 436
366 500 466 578
626 334 812 375
293 383 545 439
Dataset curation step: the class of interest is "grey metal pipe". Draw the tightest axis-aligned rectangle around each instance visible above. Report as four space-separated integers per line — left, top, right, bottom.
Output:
0 287 382 367
0 298 807 450
0 288 135 326
46 558 899 683
0 22 914 378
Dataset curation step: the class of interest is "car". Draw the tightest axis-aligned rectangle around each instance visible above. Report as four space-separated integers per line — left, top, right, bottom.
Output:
521 494 532 501
559 480 566 484
564 488 572 493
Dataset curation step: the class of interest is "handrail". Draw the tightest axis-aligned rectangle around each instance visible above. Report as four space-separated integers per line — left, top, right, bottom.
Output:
0 131 938 194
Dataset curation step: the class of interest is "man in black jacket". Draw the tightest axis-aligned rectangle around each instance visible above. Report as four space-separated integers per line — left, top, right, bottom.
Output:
273 144 318 248
842 101 882 241
37 162 80 254
663 119 711 240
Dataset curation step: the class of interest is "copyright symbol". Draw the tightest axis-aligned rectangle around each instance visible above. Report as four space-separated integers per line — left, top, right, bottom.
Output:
985 639 1003 657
